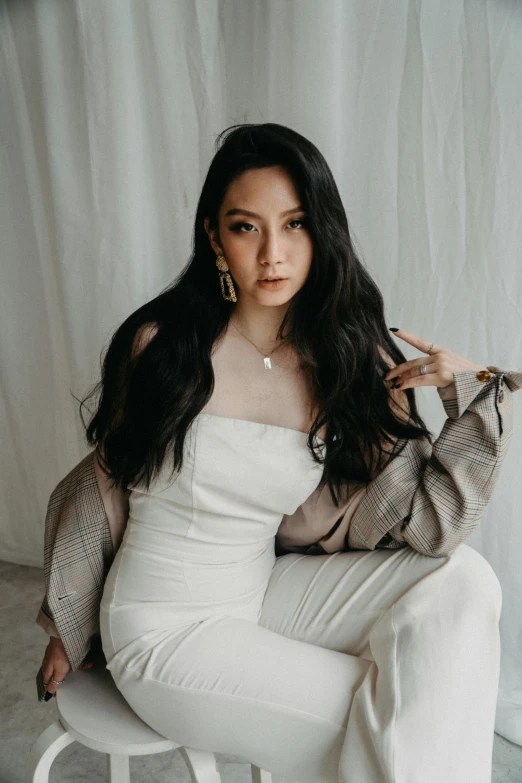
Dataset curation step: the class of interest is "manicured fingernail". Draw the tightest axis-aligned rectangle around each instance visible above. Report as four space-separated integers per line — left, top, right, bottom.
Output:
389 327 399 332
44 691 52 701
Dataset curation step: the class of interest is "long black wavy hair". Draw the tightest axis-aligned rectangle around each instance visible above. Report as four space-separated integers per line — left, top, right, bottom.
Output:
79 122 434 504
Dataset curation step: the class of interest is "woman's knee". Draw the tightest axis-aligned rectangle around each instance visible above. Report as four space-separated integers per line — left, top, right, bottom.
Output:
445 544 502 617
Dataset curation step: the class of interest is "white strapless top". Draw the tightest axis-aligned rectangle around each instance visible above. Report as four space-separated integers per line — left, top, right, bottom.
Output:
100 412 326 643
125 411 326 561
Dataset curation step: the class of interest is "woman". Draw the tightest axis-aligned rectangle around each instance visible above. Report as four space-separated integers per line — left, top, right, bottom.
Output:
41 123 518 782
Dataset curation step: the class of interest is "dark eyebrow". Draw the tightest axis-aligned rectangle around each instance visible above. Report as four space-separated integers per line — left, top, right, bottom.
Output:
224 205 305 219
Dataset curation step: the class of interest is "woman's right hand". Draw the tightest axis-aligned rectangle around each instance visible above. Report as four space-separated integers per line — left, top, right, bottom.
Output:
42 636 93 698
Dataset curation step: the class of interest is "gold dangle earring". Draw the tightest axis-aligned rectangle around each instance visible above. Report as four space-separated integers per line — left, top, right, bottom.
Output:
215 255 237 302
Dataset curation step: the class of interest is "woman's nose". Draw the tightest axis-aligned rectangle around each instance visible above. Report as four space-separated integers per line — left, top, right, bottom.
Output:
258 235 285 266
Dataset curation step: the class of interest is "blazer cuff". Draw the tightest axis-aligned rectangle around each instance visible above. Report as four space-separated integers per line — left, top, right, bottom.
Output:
35 606 61 639
440 366 522 420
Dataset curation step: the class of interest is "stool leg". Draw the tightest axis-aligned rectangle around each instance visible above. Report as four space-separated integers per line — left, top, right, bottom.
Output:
179 746 222 783
251 767 272 783
107 753 130 783
27 721 76 782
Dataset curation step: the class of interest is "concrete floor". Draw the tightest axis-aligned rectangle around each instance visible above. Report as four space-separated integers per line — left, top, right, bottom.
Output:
3 558 522 782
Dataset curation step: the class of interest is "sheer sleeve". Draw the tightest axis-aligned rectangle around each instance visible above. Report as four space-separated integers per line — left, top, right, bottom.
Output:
35 600 61 638
93 450 130 553
276 479 368 555
275 345 408 555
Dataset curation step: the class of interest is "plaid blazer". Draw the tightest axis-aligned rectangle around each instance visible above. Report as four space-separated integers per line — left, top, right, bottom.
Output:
35 365 521 701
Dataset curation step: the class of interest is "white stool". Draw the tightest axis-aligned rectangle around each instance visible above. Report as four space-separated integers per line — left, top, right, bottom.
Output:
27 666 273 783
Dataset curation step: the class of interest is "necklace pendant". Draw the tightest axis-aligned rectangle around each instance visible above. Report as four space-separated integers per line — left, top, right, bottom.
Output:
264 357 272 369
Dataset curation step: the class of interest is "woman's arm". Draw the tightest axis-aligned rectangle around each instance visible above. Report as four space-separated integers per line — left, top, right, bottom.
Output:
92 322 160 551
276 350 407 555
349 366 522 557
36 322 158 642
91 322 159 548
276 356 521 558
93 449 130 553
276 480 368 555
36 600 61 638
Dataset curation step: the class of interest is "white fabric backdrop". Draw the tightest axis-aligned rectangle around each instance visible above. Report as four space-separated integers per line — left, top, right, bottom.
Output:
1 0 521 745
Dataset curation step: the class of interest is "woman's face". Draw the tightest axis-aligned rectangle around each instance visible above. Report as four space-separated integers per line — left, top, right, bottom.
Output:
204 166 314 307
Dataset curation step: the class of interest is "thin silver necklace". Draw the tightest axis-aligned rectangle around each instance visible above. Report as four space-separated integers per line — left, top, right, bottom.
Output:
229 320 284 370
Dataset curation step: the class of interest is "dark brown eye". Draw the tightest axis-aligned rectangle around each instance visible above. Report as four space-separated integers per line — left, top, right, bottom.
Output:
229 222 256 232
229 218 308 233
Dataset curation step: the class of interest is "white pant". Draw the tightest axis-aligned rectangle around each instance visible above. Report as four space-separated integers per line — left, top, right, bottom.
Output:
99 543 502 783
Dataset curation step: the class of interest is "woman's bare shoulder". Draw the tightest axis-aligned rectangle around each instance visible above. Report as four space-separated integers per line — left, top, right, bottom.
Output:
131 322 160 358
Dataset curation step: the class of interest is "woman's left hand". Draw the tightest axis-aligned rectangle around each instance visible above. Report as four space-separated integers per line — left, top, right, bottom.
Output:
384 328 489 393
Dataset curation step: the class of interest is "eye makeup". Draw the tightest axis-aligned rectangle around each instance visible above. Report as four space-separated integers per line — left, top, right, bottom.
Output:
228 218 308 233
